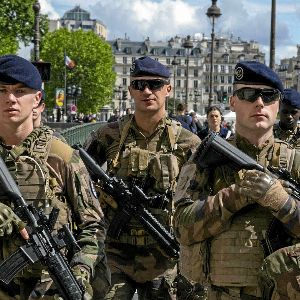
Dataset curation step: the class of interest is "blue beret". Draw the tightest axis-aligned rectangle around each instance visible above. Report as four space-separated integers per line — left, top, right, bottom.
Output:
130 56 170 78
282 88 300 108
0 55 42 90
234 61 284 93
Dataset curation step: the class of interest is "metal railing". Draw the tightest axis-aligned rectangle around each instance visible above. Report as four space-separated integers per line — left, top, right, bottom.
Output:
58 122 105 146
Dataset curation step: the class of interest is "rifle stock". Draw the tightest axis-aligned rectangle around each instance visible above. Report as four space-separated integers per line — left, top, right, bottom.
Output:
0 156 84 300
73 144 179 260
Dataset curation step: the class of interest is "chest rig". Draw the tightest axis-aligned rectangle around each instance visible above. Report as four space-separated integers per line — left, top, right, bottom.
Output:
209 138 295 287
105 115 182 247
0 127 72 277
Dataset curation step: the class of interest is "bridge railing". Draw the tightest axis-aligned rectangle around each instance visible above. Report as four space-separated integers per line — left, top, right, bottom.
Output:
48 122 106 146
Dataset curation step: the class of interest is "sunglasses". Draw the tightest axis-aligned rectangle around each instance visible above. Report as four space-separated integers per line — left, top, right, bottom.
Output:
233 87 282 103
130 79 169 91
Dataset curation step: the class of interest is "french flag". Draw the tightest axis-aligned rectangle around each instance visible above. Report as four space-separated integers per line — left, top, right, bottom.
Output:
65 55 76 69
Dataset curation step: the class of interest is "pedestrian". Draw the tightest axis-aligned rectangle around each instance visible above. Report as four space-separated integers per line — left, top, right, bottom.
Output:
198 105 232 140
173 61 300 299
84 56 200 299
174 103 193 132
0 54 107 299
274 88 300 148
107 109 120 123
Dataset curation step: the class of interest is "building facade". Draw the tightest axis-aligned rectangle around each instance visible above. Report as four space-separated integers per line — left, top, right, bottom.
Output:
277 44 300 91
109 35 265 115
48 6 107 40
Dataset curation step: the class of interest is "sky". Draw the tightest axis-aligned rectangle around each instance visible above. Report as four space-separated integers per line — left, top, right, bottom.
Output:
22 0 300 64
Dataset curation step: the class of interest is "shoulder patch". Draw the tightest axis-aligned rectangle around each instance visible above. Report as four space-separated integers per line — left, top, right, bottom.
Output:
49 138 74 163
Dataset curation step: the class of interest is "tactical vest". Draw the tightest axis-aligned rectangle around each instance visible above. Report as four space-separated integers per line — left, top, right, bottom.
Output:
104 115 182 247
180 139 296 289
0 126 72 279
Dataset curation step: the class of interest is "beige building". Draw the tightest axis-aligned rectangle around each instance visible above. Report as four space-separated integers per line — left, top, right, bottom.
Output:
109 35 265 115
48 6 107 40
277 45 300 91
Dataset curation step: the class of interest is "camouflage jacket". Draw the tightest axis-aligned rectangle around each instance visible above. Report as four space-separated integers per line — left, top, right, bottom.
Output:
84 115 201 282
173 134 300 290
0 126 105 279
274 123 300 149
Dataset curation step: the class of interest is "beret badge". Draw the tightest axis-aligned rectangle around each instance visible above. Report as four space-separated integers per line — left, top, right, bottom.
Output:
235 66 243 81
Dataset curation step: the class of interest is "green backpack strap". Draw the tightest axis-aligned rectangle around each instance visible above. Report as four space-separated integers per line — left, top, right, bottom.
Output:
111 114 134 168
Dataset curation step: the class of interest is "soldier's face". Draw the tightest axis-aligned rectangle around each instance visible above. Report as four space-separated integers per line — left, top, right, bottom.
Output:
279 102 300 130
129 76 171 115
230 84 280 135
0 83 41 127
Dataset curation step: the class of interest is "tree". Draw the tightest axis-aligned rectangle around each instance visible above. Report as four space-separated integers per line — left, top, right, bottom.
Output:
40 28 116 114
0 0 48 54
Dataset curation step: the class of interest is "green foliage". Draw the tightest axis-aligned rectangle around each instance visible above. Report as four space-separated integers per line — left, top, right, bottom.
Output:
40 28 116 114
0 0 48 53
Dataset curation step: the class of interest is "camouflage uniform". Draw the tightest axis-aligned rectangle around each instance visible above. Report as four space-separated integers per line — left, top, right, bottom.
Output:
274 122 300 149
85 115 200 299
0 125 107 299
173 134 300 299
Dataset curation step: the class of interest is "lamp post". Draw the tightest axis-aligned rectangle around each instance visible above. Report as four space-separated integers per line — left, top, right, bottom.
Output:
206 0 222 108
182 35 193 108
194 89 201 112
269 0 276 70
171 56 179 114
32 0 41 62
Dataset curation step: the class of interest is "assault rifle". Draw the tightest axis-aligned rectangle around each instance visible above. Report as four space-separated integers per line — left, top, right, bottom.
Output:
73 144 179 260
194 132 300 255
0 157 84 300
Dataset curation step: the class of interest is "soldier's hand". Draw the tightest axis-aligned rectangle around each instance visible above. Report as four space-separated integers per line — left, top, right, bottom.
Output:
0 203 29 239
72 265 93 300
237 170 289 212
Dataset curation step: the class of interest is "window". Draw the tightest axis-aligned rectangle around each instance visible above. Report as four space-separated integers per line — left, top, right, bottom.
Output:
194 69 199 77
176 80 181 87
228 76 233 84
132 57 136 63
177 68 181 77
221 65 225 73
122 78 127 86
123 57 127 64
123 66 127 75
220 76 225 83
228 66 233 73
194 80 198 88
166 58 171 65
214 65 218 73
213 75 218 83
228 86 232 93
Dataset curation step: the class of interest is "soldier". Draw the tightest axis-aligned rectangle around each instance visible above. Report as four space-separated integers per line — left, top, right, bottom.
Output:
0 54 106 299
84 56 200 299
274 88 300 148
173 61 300 299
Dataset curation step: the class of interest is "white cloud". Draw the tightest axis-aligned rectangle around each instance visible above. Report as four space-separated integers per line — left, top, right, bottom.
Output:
23 0 300 64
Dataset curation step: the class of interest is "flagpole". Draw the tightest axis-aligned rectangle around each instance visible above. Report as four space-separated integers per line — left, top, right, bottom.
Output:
64 49 67 122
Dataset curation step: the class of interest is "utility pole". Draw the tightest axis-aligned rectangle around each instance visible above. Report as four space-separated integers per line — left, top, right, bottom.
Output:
269 0 276 70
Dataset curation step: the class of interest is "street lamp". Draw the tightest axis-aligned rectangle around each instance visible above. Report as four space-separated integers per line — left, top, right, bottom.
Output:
182 35 193 108
32 0 41 62
171 56 179 114
206 0 222 108
194 89 201 112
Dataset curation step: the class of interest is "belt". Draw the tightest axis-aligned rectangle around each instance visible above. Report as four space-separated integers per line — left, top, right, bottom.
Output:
211 285 260 300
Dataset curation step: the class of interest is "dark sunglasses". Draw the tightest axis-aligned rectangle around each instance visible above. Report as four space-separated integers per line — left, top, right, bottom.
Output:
233 87 282 103
130 79 169 91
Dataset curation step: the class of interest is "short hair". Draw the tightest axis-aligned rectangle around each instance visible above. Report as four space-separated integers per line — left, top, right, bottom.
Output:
206 106 222 117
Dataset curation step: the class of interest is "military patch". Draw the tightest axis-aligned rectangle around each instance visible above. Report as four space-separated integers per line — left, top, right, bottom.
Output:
89 179 98 198
235 66 243 81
